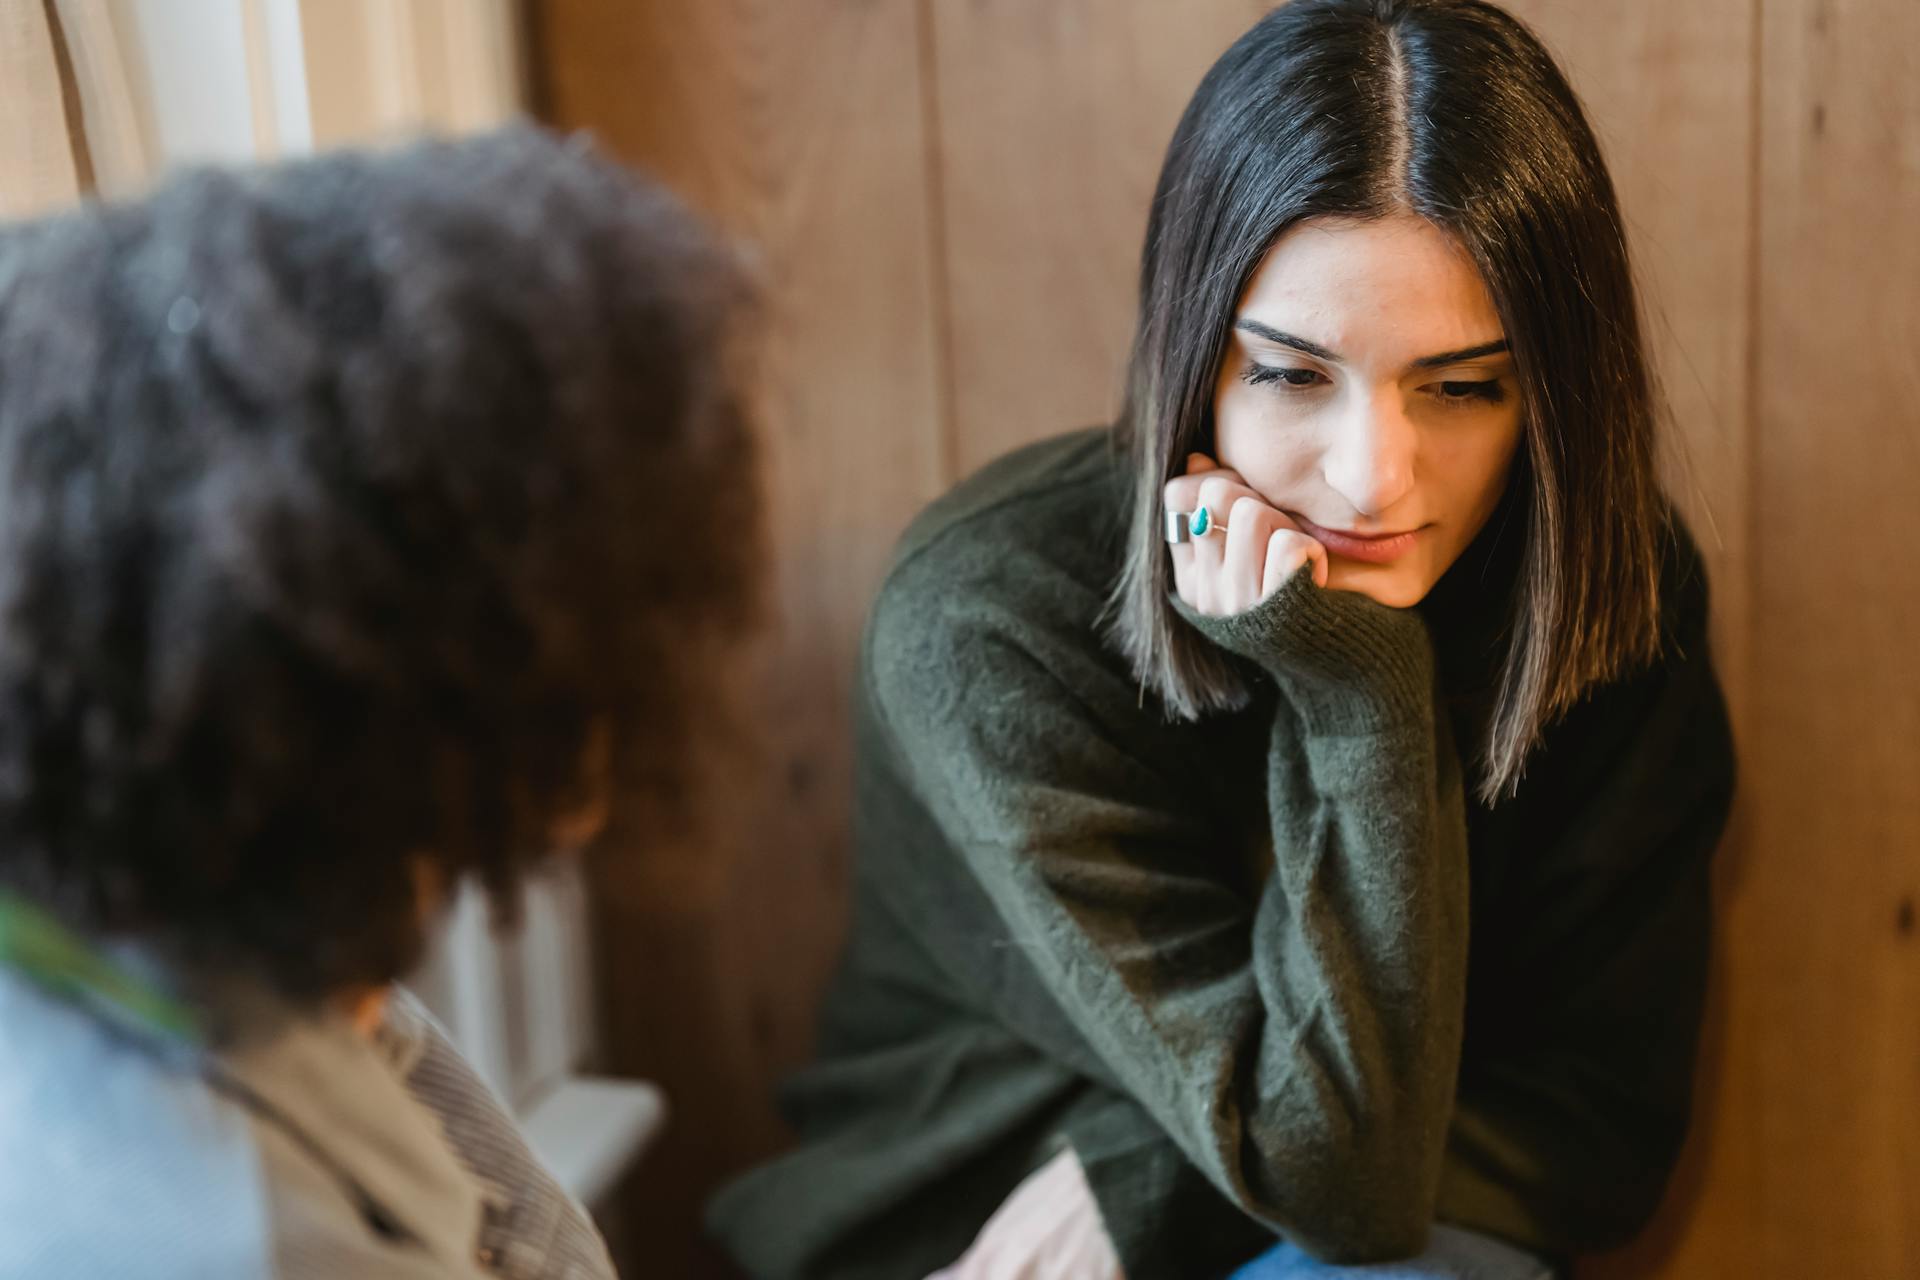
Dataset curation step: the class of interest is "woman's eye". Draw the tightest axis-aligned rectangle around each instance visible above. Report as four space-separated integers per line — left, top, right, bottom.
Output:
1241 364 1322 390
1239 365 1507 406
1433 379 1506 406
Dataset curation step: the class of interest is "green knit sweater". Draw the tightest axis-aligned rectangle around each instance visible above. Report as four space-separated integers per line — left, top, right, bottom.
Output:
708 429 1735 1280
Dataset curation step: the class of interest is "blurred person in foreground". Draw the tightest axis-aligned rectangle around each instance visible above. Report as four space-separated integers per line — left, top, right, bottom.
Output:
0 125 755 1278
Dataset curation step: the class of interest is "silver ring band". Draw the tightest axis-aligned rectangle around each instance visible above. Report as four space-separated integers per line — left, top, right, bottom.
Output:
1164 508 1228 544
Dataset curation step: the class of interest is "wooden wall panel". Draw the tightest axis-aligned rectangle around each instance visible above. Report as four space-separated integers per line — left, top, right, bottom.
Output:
301 0 525 147
531 3 947 1275
1586 1 1920 1273
48 0 156 197
0 0 84 216
927 0 1274 476
1729 0 1920 1272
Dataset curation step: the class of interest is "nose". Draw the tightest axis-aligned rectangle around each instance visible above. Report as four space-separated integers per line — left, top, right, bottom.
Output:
1321 390 1417 518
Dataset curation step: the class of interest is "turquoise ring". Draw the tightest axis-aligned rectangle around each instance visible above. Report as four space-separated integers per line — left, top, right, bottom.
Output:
1163 507 1227 544
1182 506 1228 537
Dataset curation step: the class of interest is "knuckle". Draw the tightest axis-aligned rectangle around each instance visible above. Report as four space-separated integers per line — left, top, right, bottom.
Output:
1229 495 1271 527
1268 528 1307 560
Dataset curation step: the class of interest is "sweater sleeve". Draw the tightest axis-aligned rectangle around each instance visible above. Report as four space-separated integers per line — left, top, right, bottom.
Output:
866 561 1471 1265
1035 543 1736 1274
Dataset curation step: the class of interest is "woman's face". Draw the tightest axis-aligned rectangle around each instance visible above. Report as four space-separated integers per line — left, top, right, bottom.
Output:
1211 213 1524 608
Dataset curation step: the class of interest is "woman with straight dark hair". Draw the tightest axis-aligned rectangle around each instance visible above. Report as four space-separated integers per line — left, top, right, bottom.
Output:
710 2 1735 1277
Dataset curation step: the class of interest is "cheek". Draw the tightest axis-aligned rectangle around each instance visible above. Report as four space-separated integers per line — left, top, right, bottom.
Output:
1429 414 1522 514
1213 382 1318 491
1462 417 1525 518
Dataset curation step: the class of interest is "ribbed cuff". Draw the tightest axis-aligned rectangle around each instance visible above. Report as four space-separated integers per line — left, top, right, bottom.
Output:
1170 564 1436 735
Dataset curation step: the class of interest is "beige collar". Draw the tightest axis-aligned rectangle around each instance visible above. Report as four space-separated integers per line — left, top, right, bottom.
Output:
196 978 487 1272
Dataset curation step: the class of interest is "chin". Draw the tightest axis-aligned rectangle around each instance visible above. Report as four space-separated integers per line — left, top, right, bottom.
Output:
1326 562 1431 609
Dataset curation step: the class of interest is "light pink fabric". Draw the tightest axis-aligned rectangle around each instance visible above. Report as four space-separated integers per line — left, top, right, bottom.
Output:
925 1147 1126 1280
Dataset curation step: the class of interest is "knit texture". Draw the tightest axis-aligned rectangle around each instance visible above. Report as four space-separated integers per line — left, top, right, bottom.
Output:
1170 564 1436 734
708 429 1735 1280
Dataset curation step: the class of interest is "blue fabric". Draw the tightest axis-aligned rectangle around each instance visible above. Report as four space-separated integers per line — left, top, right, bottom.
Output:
0 967 614 1279
0 967 271 1279
1227 1224 1557 1279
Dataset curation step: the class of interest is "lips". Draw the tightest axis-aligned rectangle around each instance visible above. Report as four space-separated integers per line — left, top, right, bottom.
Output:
1290 514 1426 565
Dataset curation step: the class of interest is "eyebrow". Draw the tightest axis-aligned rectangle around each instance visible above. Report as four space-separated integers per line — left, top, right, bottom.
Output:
1234 318 1510 369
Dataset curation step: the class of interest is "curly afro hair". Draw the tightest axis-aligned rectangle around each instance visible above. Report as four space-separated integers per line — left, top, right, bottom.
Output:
0 125 757 1000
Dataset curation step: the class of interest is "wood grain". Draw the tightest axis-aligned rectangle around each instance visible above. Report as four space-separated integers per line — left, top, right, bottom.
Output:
531 2 947 1274
45 0 157 197
1591 0 1920 1272
926 0 1275 476
1732 0 1920 1271
0 0 83 216
300 0 523 147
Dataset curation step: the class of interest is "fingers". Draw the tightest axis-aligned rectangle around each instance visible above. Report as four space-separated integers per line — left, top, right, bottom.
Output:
1162 451 1327 616
1261 527 1330 597
1223 496 1287 613
1165 461 1263 613
1169 537 1196 603
1184 476 1265 612
1161 452 1247 519
1165 450 1214 605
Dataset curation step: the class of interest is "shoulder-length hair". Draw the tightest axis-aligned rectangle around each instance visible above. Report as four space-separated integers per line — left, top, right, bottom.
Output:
1107 0 1666 801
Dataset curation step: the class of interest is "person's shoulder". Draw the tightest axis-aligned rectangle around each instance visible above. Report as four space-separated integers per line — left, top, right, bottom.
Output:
864 427 1137 724
873 426 1125 643
886 427 1126 592
0 971 273 1273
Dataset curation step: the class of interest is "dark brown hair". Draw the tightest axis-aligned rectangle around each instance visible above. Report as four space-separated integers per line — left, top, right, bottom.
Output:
0 126 757 998
1107 0 1665 799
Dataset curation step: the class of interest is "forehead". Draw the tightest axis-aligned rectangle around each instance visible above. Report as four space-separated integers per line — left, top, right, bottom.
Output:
1238 214 1503 355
